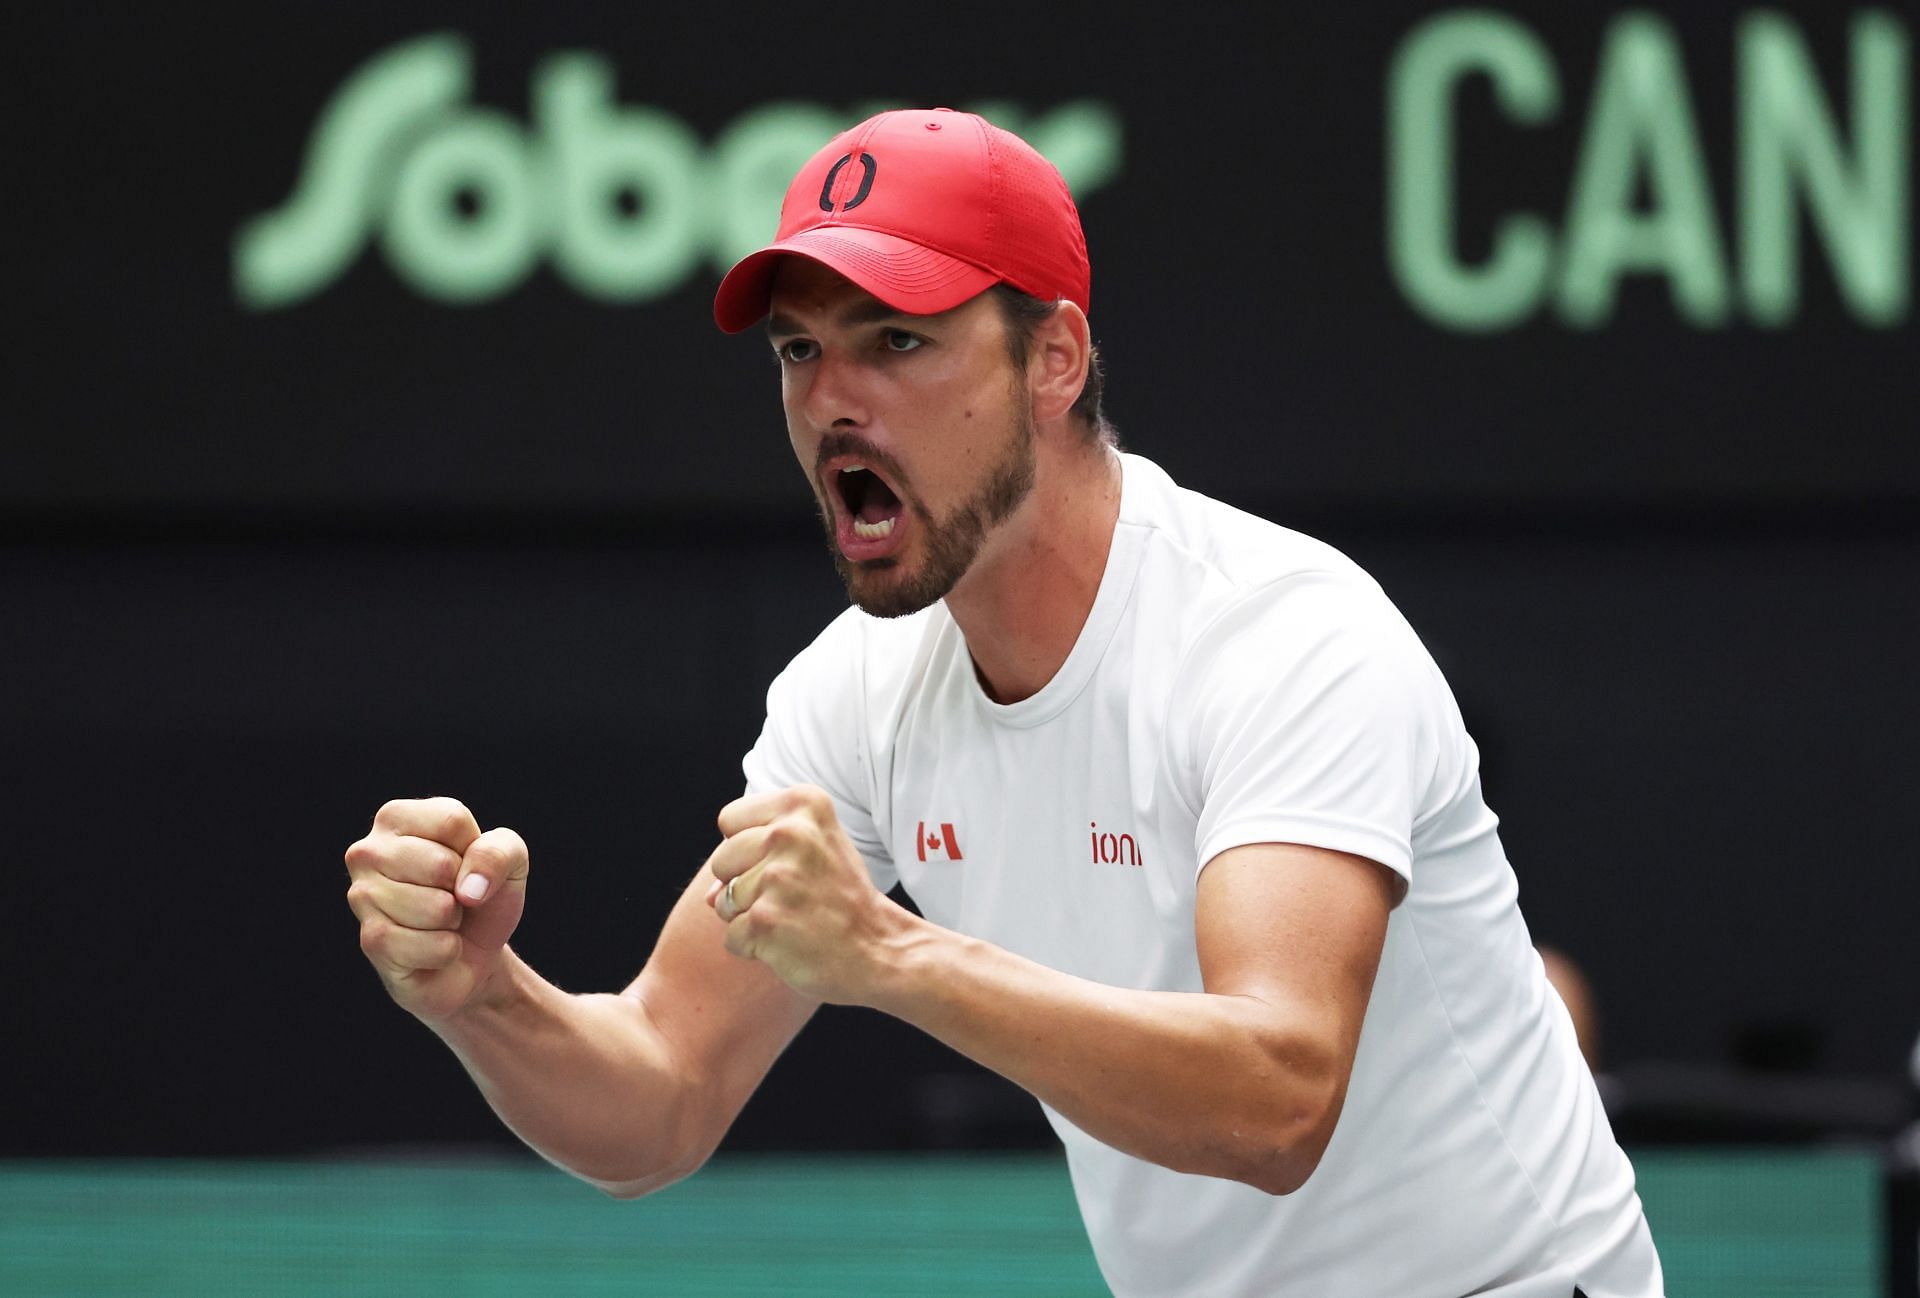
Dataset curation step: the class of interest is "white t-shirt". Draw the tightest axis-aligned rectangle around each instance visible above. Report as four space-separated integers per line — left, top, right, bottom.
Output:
743 453 1663 1298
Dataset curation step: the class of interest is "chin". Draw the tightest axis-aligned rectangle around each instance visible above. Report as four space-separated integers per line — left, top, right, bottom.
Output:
837 555 952 619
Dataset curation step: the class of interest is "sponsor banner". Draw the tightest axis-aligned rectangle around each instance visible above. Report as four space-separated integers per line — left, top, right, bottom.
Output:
10 4 1915 517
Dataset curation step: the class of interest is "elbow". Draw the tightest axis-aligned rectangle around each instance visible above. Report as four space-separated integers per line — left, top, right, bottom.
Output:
593 1172 685 1202
1235 1149 1319 1198
577 1095 724 1202
588 1145 714 1201
1226 1121 1333 1197
592 1176 657 1202
1221 1075 1346 1197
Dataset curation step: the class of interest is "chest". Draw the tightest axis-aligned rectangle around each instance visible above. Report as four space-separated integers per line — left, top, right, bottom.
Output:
882 681 1205 992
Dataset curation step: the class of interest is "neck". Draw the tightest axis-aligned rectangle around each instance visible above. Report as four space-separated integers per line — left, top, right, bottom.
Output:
944 442 1124 705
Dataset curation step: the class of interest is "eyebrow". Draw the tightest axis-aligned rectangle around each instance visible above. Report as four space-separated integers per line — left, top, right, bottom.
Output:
766 298 916 340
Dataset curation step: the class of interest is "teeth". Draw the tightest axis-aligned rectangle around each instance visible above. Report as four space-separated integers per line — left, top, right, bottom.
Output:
852 516 895 540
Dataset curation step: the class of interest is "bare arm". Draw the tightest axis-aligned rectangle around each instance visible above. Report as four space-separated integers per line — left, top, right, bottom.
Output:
348 798 816 1198
875 844 1395 1193
434 874 815 1197
711 787 1399 1195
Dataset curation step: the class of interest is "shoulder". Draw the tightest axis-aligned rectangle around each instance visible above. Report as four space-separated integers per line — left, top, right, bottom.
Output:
747 603 944 831
1118 454 1415 674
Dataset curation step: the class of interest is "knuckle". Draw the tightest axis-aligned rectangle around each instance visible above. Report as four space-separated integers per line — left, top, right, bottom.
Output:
756 861 785 896
343 837 382 874
744 901 776 933
358 917 390 958
422 855 457 892
794 785 831 814
429 887 460 927
782 816 823 853
374 799 413 828
428 931 462 968
468 832 520 874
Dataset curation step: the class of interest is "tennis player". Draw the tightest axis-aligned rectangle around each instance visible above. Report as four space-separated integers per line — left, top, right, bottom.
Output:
346 109 1663 1296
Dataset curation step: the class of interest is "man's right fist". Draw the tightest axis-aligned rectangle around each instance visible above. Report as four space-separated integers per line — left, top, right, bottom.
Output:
344 797 530 1022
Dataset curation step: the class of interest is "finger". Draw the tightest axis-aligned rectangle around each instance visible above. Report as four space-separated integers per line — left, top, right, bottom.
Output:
702 825 772 887
454 826 529 908
346 875 462 932
359 917 463 976
345 833 462 890
713 864 765 923
716 790 785 839
722 909 760 962
371 797 483 853
718 784 832 838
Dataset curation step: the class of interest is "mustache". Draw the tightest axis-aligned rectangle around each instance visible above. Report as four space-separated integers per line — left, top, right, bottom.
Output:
814 431 912 496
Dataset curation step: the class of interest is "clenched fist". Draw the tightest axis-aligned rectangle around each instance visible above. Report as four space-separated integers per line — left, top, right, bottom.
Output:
703 784 916 1005
345 797 529 1023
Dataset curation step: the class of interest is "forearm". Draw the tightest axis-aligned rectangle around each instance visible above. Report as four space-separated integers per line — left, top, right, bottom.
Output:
428 947 703 1197
866 922 1340 1195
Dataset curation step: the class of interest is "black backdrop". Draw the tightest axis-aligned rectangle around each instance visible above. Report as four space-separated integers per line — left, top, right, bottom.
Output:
4 1 1915 1158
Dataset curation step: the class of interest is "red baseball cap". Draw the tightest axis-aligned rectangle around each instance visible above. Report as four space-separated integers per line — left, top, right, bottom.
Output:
713 108 1091 333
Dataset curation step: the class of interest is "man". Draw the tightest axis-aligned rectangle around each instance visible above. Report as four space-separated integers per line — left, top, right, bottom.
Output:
345 109 1662 1296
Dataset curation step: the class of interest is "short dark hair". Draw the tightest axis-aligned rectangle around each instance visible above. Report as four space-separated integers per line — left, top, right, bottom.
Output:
990 285 1117 449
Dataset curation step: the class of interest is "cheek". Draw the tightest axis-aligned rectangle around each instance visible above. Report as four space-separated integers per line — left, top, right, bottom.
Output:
780 383 809 457
788 425 817 479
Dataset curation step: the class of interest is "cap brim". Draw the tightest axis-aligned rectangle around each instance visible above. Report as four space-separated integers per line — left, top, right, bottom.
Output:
713 227 1000 333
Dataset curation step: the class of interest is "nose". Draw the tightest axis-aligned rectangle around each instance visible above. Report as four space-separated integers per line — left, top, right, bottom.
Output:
794 348 871 432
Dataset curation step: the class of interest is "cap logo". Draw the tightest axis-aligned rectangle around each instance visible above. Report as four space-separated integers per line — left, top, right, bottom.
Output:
818 152 878 213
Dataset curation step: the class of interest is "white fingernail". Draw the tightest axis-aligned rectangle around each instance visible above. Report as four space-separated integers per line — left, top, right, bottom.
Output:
459 875 490 902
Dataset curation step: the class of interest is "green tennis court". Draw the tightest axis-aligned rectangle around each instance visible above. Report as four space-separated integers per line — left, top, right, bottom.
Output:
0 1148 1885 1295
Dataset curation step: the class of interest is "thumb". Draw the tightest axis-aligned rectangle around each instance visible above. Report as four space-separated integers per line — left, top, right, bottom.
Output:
455 827 530 908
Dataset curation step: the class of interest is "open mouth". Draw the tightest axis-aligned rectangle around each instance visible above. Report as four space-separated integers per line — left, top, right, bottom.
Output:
833 463 906 543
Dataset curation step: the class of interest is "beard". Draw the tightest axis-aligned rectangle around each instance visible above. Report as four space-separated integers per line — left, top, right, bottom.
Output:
815 395 1037 619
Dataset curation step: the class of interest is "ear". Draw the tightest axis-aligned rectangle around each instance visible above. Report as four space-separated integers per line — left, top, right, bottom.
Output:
1026 302 1092 426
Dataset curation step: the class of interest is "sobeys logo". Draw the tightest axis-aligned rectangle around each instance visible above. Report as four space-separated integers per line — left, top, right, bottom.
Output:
233 34 1122 310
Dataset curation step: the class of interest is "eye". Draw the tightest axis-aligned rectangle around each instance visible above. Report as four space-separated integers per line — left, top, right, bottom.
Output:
883 329 923 353
776 338 817 363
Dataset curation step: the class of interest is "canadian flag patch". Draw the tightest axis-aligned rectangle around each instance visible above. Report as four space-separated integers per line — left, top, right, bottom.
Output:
916 821 964 862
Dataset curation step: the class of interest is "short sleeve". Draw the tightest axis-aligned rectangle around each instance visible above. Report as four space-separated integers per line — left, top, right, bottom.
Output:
742 612 899 893
1176 573 1451 887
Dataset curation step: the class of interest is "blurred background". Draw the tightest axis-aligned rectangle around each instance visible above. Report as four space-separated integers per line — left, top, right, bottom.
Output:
4 2 1916 1293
